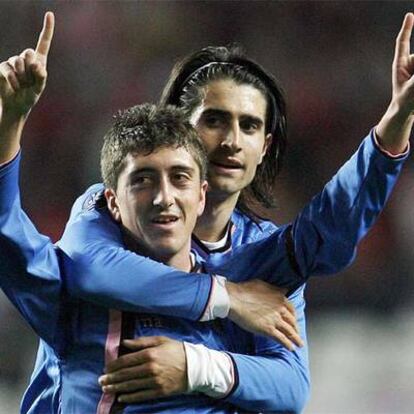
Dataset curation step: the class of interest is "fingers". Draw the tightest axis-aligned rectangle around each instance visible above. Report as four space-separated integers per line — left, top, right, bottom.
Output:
276 319 304 349
100 363 153 385
1 51 46 95
8 56 28 88
105 350 148 373
21 49 36 85
283 300 298 329
394 13 414 62
102 377 155 394
270 327 295 351
35 12 55 63
0 61 20 92
122 336 166 350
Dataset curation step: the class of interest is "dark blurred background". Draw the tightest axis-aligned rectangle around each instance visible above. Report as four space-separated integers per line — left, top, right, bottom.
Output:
1 1 414 412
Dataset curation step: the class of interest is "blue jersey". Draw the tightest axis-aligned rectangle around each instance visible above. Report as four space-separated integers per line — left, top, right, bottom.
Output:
0 130 406 413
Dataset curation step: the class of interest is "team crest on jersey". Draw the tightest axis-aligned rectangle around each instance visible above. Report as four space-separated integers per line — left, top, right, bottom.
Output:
82 190 105 211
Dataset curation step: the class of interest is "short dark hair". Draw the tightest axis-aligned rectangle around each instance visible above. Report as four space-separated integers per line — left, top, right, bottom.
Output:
101 103 208 189
160 45 287 216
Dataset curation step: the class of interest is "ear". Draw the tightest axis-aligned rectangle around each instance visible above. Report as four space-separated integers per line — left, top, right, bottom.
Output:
197 180 208 217
104 188 122 223
259 133 273 164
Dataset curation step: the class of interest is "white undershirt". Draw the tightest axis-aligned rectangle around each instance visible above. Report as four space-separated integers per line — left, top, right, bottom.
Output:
186 231 234 398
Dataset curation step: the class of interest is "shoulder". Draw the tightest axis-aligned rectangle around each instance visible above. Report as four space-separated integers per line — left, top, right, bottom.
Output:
231 209 278 244
68 183 106 222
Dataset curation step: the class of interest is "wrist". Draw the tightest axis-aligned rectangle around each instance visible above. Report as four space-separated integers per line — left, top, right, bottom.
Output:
226 281 244 322
184 342 234 398
376 99 414 154
0 114 25 165
0 108 28 131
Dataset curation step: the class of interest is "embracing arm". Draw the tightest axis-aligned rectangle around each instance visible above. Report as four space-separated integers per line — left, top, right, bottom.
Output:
59 201 213 320
98 286 309 412
59 189 302 349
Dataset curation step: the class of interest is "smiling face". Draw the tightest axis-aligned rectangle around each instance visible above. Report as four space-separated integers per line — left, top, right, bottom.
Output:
189 79 272 200
105 146 207 269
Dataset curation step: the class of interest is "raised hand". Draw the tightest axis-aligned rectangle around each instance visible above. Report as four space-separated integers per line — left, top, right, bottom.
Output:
226 279 303 351
99 336 187 403
377 13 414 153
0 12 54 163
0 12 54 120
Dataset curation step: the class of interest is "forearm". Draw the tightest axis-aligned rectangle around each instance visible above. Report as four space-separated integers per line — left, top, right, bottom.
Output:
290 129 407 277
187 287 309 412
59 197 216 320
0 112 26 164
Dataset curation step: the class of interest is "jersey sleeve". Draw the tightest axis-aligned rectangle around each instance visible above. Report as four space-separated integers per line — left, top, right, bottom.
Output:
58 187 213 320
291 129 407 277
206 130 408 287
0 153 62 345
224 286 310 413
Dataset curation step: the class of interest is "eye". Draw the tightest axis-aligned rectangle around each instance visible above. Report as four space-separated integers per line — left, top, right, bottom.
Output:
131 175 152 187
172 172 192 185
204 115 225 128
240 119 260 134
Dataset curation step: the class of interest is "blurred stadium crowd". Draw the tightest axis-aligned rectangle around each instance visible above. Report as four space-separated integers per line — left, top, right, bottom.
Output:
1 1 414 412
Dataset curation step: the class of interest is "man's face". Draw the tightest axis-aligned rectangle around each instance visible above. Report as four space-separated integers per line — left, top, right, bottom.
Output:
106 146 207 264
189 79 271 199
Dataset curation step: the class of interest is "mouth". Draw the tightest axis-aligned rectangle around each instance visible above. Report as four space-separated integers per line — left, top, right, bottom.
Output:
150 214 180 229
210 158 243 177
210 158 243 170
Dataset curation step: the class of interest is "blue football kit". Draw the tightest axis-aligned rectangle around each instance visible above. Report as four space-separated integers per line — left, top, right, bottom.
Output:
0 130 407 413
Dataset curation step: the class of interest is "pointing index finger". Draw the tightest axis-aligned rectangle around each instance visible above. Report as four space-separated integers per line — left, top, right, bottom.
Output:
395 12 414 61
35 12 55 61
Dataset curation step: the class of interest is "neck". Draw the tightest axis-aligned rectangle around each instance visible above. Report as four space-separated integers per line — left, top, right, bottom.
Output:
163 249 193 272
122 228 192 272
195 190 239 242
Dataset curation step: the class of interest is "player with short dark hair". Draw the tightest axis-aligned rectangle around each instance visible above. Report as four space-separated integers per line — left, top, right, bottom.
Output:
101 104 208 189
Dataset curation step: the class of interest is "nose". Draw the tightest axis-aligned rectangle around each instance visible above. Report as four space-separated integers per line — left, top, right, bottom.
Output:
152 178 174 208
221 121 241 152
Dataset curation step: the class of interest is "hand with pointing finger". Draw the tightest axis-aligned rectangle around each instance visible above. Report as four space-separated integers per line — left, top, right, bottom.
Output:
0 11 54 164
0 12 54 119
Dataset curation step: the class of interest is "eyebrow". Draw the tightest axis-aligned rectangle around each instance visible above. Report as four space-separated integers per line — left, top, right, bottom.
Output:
202 108 264 126
129 165 196 179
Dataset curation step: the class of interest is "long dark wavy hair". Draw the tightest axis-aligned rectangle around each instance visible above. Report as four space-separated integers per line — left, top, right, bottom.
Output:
159 45 287 219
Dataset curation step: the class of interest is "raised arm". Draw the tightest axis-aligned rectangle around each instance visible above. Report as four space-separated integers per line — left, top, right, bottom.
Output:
207 15 414 284
0 12 61 344
209 129 407 285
